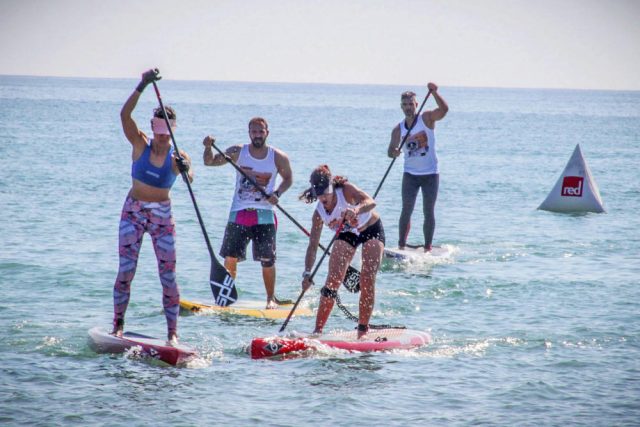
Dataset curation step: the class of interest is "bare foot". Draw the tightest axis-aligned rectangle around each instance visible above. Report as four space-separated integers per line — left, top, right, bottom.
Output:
424 245 432 253
167 332 178 347
357 324 369 339
111 319 124 337
266 298 278 310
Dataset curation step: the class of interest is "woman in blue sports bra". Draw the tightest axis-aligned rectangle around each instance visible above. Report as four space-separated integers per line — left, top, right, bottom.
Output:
300 164 385 338
112 69 193 345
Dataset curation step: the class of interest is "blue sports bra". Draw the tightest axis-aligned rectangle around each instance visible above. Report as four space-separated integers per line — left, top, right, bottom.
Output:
131 141 178 189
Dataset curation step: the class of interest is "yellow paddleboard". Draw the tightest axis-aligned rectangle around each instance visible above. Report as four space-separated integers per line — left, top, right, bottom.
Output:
179 299 313 319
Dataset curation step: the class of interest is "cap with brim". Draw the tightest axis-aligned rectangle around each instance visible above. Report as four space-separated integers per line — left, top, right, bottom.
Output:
310 178 333 197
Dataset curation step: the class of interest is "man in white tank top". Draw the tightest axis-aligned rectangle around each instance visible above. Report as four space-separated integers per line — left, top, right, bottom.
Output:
202 117 293 309
387 83 449 252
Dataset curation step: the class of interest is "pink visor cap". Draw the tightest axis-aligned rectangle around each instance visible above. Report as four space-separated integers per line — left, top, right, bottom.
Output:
151 117 177 135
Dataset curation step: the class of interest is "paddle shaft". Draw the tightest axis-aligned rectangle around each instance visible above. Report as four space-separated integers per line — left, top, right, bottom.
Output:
372 90 432 199
152 82 217 262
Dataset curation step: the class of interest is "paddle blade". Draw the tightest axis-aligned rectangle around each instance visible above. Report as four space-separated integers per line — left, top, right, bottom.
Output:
342 266 360 293
209 259 238 306
250 337 310 359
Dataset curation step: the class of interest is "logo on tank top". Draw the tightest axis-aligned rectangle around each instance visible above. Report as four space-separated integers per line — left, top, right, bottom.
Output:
238 167 273 202
406 130 429 157
561 176 584 197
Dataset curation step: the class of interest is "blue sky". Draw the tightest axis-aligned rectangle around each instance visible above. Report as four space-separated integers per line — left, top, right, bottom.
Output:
1 0 638 89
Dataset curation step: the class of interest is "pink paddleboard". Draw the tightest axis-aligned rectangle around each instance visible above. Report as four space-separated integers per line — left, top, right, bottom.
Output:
251 328 431 359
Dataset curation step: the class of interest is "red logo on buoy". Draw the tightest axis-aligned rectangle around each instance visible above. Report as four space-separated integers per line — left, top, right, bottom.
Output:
561 176 584 197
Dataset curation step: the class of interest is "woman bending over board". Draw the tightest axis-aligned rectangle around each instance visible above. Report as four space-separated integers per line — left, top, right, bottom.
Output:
300 165 385 338
112 69 193 345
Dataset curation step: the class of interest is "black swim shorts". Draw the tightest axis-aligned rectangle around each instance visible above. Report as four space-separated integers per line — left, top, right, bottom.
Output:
336 219 385 248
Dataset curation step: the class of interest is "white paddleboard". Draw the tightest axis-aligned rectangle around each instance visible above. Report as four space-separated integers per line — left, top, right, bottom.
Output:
87 327 197 366
383 245 452 262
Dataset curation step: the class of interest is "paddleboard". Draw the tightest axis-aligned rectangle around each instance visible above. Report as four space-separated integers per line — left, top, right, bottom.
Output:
383 245 451 262
87 327 197 366
180 299 313 320
250 328 431 359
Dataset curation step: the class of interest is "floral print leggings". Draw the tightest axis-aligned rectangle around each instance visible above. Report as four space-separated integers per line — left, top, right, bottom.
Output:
113 196 180 335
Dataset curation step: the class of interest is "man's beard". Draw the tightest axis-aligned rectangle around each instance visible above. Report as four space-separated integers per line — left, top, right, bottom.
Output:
251 137 266 148
404 109 416 119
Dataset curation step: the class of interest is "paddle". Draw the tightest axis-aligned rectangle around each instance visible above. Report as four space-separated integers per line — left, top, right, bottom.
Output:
209 142 361 293
279 223 345 333
151 79 237 306
372 90 432 199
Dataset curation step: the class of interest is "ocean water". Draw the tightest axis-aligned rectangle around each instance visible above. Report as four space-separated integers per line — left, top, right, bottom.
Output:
1 75 639 426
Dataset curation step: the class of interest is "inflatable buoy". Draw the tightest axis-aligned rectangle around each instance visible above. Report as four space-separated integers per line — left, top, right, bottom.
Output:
538 144 605 213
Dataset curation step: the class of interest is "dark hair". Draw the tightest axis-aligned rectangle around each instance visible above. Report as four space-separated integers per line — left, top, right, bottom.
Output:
299 164 348 204
248 117 268 130
153 106 176 120
401 91 416 100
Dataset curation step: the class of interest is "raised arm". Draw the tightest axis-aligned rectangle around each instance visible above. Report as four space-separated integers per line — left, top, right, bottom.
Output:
422 82 449 126
120 90 146 147
120 69 161 148
202 136 241 166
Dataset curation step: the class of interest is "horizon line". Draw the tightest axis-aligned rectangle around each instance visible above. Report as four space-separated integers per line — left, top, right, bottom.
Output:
1 72 639 93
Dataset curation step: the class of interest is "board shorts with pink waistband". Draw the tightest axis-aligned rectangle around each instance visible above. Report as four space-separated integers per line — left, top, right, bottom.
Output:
220 208 277 266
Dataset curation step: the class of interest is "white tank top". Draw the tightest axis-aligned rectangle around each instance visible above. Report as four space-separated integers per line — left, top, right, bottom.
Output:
400 115 438 175
315 188 372 235
230 144 278 212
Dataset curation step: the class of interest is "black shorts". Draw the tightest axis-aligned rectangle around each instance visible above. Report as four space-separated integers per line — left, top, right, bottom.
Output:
220 222 276 263
337 219 385 249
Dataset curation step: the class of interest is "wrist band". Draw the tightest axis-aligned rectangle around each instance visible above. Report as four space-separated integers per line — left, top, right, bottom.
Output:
136 81 147 93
